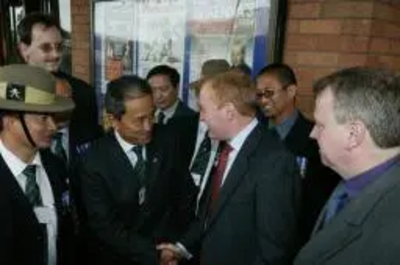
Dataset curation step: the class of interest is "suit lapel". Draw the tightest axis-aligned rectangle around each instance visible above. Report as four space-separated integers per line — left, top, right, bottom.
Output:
0 155 41 225
107 133 141 188
207 124 263 227
302 161 400 262
144 139 162 188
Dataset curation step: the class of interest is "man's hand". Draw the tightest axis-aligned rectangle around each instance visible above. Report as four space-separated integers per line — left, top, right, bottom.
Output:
157 243 180 265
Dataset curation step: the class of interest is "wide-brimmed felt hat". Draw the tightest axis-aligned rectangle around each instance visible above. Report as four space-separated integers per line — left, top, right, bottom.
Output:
190 59 230 89
0 64 75 113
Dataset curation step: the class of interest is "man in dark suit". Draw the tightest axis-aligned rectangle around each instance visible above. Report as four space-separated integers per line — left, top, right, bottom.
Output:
78 75 196 265
294 67 400 264
147 64 198 168
159 71 301 265
146 65 197 125
0 64 75 265
17 13 102 167
255 63 339 244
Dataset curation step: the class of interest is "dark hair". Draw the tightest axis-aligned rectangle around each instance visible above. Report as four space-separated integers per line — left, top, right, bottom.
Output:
256 63 297 88
105 75 152 120
314 66 400 148
146 65 180 88
17 13 61 45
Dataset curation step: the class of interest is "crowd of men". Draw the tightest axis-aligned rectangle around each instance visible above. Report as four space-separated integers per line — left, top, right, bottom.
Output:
0 12 399 265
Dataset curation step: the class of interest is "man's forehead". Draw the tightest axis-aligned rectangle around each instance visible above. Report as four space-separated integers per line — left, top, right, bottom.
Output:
31 24 62 39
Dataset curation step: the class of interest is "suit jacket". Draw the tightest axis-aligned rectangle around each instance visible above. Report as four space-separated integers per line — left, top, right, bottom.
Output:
165 101 199 168
53 71 103 163
181 123 302 265
294 160 400 265
78 127 196 265
0 149 74 265
283 112 340 244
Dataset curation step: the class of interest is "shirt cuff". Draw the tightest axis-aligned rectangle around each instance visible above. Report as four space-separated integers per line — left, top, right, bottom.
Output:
175 242 193 260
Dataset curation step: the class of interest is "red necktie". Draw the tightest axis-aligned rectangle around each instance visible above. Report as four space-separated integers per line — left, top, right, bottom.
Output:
209 142 233 212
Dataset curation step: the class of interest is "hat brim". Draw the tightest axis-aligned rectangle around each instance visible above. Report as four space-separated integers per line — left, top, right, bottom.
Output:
0 95 75 113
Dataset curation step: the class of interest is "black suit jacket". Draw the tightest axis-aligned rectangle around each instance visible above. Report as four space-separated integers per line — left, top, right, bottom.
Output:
53 71 103 163
79 127 196 265
282 112 340 245
0 150 73 265
164 101 199 168
181 123 302 265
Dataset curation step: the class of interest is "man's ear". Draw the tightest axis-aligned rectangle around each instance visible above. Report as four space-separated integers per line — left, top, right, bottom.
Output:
18 42 29 62
347 120 366 150
287 84 298 99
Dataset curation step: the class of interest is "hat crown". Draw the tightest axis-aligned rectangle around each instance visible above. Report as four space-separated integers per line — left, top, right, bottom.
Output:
0 64 74 113
201 59 230 77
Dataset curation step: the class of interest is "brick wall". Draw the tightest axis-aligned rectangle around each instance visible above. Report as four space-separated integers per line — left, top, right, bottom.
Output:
70 0 400 115
71 0 91 83
285 0 400 116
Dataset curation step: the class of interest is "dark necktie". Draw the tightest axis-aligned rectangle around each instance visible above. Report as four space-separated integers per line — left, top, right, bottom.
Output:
24 165 43 206
209 142 233 212
53 132 67 163
158 112 166 124
323 183 349 225
190 133 212 183
132 146 146 184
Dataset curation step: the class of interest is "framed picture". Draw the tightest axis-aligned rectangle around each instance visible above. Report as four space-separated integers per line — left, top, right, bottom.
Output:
91 0 287 105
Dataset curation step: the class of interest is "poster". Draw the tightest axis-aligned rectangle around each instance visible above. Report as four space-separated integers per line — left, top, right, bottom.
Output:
93 0 280 103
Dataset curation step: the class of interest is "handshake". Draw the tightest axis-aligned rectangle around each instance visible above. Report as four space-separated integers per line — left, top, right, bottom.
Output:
157 242 191 265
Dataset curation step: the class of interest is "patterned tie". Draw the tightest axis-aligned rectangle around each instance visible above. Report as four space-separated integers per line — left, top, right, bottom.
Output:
132 145 146 184
158 112 166 124
24 165 43 206
53 132 67 163
209 142 233 212
190 134 212 183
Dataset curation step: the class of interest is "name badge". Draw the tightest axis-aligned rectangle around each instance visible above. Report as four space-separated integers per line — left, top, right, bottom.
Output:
138 187 146 206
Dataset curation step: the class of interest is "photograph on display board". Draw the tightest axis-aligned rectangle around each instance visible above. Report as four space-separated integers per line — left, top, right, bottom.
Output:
93 0 285 109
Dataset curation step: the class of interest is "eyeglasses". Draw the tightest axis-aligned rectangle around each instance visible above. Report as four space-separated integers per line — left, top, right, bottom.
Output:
255 89 275 100
38 42 64 53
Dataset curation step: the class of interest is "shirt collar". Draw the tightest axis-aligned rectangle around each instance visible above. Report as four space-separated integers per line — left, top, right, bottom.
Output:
344 154 400 199
229 118 258 152
156 99 180 120
271 109 299 140
0 139 42 177
114 130 136 154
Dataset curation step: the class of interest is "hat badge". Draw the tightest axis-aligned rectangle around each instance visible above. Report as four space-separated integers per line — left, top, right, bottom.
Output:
6 83 26 102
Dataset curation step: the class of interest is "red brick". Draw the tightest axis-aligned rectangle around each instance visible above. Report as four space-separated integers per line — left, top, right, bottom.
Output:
289 3 321 18
370 38 391 53
371 20 400 38
321 2 374 18
286 19 300 34
286 34 369 52
341 19 372 35
297 51 339 66
373 2 400 22
337 53 367 67
299 20 342 34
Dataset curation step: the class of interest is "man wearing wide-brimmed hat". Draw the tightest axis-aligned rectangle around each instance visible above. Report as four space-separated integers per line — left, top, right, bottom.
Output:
0 64 75 265
188 59 230 111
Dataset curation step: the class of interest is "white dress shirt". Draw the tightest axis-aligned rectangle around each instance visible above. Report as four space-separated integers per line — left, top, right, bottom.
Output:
114 130 146 168
0 140 57 265
222 118 258 186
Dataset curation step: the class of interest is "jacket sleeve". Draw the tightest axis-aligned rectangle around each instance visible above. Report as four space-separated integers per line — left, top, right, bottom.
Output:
79 159 158 265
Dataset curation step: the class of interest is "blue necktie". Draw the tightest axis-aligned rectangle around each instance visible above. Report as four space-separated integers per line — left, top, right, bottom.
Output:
323 183 349 224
